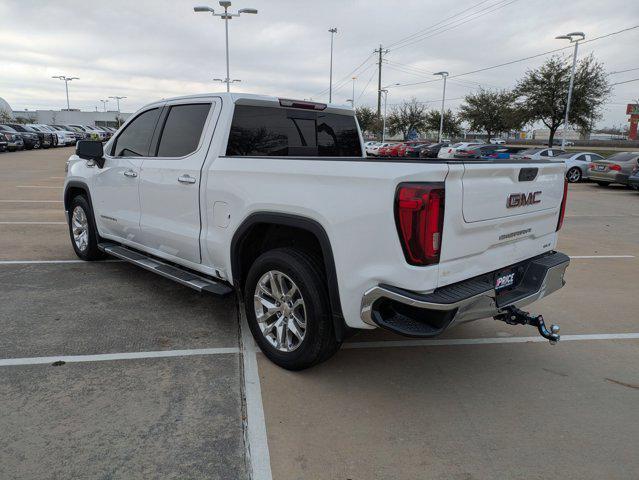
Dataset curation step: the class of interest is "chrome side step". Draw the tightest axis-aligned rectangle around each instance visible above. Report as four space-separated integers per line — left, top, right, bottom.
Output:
98 242 233 296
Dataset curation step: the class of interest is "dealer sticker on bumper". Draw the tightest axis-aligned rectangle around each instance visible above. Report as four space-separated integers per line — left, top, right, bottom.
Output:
495 271 516 290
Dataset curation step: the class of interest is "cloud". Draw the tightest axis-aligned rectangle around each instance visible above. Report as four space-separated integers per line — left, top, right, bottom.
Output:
0 0 636 127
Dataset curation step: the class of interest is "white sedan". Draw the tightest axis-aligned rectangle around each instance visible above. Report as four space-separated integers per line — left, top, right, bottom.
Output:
489 138 506 144
437 141 485 159
367 142 389 157
555 151 605 182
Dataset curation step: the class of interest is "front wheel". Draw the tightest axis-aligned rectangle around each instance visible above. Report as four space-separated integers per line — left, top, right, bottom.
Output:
244 248 340 370
566 167 582 183
68 195 105 261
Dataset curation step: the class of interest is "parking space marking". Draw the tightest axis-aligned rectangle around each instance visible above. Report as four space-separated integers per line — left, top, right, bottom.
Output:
344 332 639 350
240 311 274 480
0 200 63 203
0 221 66 225
569 255 635 259
0 347 240 367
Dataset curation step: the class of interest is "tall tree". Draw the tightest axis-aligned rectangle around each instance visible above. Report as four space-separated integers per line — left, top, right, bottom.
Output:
355 106 381 135
459 88 517 140
386 97 428 139
424 109 462 138
514 54 610 147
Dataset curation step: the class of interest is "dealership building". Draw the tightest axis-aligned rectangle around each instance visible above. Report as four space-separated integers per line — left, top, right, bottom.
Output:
0 97 131 128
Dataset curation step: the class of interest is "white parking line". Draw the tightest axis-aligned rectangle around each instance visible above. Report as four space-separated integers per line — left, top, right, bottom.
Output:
240 311 274 480
569 255 635 259
0 259 122 265
344 332 639 350
0 347 240 367
0 200 62 203
0 221 66 225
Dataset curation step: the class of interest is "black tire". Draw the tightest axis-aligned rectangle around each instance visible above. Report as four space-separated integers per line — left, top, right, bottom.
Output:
566 167 582 183
68 195 105 261
244 248 340 370
596 181 610 187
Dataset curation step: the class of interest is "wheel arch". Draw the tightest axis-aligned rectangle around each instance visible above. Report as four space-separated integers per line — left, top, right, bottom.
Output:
231 212 351 341
63 181 100 237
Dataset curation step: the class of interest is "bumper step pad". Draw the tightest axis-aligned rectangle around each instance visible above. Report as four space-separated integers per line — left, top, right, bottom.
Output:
98 243 233 296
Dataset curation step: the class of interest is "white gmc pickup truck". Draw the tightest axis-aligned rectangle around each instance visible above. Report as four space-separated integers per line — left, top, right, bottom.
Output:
64 93 570 370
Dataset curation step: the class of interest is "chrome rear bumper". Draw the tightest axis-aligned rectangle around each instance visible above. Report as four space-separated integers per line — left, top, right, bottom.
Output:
360 252 570 337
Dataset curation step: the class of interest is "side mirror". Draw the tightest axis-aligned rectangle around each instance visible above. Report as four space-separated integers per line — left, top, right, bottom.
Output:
76 140 105 168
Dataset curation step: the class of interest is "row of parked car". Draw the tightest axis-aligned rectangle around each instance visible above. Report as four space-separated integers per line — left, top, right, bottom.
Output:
0 123 117 152
364 140 639 188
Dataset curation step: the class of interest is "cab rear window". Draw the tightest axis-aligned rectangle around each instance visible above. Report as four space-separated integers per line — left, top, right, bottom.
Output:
226 105 361 157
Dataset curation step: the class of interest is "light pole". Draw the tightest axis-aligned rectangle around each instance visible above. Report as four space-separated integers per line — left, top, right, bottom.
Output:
51 75 79 110
328 27 337 103
108 96 127 113
214 78 241 86
346 76 357 108
194 2 258 92
433 71 449 142
556 31 585 148
379 83 399 142
100 99 109 112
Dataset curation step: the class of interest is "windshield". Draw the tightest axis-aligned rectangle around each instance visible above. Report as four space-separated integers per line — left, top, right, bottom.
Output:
606 152 638 162
0 125 17 132
519 148 542 155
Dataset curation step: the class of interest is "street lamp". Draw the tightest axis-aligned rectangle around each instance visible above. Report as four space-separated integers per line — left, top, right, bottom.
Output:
380 83 400 142
555 31 585 148
433 71 449 142
214 78 241 85
51 75 79 110
194 2 258 92
108 96 127 113
328 27 338 103
100 99 109 112
346 76 357 108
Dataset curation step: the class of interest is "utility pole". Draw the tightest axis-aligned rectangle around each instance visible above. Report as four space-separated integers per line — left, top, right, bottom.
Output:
328 27 337 103
374 44 389 117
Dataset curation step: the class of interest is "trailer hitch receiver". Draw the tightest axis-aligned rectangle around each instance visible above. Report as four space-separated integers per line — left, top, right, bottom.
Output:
494 306 560 344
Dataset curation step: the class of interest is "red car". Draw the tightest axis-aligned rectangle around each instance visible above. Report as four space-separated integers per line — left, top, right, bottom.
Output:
377 144 392 156
387 143 405 157
397 141 423 157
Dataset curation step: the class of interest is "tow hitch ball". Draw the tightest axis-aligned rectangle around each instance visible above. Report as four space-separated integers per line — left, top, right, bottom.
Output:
494 306 560 344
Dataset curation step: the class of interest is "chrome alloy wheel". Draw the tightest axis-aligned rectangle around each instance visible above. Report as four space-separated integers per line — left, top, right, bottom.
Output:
567 167 582 183
71 206 89 252
253 270 307 352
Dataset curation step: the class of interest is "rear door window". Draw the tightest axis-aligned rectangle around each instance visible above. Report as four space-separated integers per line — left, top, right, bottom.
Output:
156 103 212 157
226 105 361 157
112 108 161 157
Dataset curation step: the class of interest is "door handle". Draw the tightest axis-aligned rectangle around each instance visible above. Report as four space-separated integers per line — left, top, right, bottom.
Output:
123 169 138 178
178 174 197 184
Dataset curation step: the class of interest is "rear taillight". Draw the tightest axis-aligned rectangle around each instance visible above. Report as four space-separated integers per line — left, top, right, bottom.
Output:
588 163 596 170
395 183 445 266
557 179 568 231
609 164 622 171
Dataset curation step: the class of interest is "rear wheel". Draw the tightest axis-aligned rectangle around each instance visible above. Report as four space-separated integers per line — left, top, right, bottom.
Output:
566 167 582 183
244 248 340 370
68 195 105 261
596 181 611 187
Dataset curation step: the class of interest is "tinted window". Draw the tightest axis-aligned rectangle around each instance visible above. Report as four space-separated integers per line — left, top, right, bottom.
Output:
112 108 161 157
226 105 361 157
576 154 587 161
156 104 211 157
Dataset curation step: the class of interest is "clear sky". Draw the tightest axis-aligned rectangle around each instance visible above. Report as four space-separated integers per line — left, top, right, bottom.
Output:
0 0 637 129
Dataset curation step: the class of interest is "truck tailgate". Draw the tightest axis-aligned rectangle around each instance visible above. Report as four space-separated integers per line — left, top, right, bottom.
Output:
438 161 566 288
462 162 564 222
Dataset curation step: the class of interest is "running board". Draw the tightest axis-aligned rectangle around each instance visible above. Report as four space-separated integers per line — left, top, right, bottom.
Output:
98 243 233 296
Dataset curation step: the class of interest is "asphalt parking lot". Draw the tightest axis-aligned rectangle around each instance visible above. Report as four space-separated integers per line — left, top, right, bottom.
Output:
1 147 638 479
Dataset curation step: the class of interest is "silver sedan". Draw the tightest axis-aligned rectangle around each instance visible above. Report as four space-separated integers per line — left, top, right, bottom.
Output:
555 152 604 183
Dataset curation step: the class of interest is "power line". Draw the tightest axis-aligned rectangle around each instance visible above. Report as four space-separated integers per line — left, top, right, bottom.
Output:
390 0 521 52
312 53 374 98
392 25 639 88
357 68 377 102
611 78 639 86
385 60 503 89
609 67 639 75
386 0 493 49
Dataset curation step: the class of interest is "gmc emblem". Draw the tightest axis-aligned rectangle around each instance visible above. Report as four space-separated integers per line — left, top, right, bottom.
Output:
506 191 541 208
